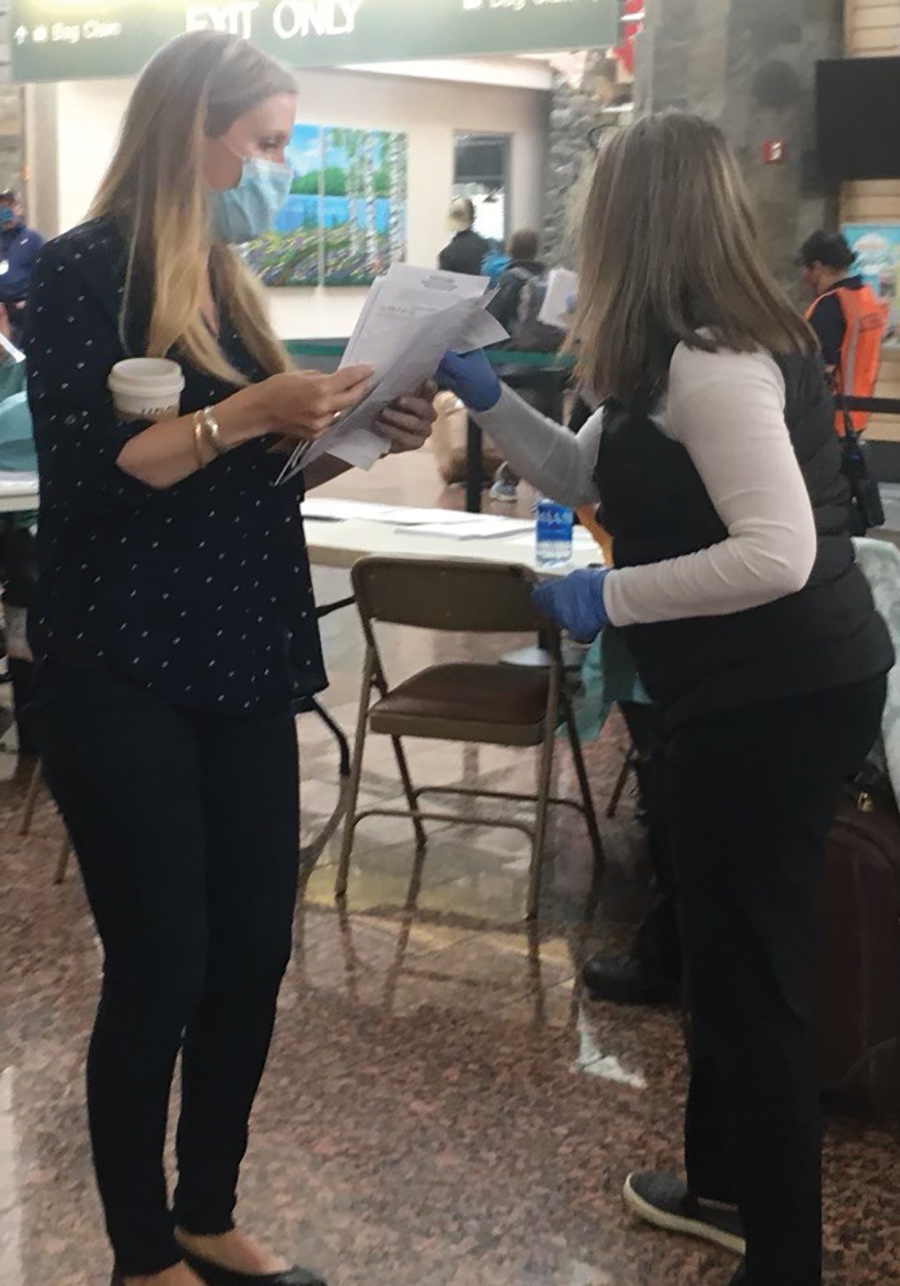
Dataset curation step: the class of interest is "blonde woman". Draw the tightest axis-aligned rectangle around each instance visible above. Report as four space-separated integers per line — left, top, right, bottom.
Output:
439 115 892 1286
26 31 434 1286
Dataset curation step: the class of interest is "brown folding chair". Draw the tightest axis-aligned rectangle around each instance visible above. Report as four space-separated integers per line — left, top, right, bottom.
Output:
336 557 605 920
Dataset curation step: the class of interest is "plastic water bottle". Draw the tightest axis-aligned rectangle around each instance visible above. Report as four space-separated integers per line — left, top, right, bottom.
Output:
535 496 574 568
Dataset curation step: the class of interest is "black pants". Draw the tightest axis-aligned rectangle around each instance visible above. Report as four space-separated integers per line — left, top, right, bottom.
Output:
619 701 681 980
667 677 886 1286
29 663 301 1276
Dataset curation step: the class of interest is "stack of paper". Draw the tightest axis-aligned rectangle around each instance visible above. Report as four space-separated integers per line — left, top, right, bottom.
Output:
0 471 37 495
278 264 507 484
538 267 579 331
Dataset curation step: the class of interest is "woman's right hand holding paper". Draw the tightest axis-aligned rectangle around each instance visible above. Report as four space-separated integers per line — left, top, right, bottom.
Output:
257 365 373 439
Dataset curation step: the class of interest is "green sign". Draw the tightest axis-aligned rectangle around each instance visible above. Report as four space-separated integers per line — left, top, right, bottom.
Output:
10 1 619 83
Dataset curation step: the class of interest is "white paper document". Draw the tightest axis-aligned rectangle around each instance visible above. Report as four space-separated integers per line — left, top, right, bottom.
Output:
538 267 579 331
277 264 507 483
397 518 535 541
302 498 480 526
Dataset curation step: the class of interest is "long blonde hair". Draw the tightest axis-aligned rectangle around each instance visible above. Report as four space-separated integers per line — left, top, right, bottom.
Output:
574 113 817 403
91 31 295 382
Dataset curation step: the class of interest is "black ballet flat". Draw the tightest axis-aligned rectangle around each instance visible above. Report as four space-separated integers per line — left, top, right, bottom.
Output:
182 1249 327 1286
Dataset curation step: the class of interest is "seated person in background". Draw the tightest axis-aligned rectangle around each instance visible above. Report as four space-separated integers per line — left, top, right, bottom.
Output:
800 230 887 436
487 229 564 504
438 198 489 276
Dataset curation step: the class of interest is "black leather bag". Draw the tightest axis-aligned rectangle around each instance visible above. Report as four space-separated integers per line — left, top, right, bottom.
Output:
840 400 885 534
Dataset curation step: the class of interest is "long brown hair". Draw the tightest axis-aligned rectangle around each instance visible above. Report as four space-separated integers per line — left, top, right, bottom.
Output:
91 31 296 382
574 113 816 402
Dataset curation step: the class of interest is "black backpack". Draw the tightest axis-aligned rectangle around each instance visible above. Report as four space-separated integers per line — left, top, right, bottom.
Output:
507 266 565 352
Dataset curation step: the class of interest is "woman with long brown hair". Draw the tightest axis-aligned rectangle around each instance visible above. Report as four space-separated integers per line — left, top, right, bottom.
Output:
439 114 893 1286
26 31 434 1286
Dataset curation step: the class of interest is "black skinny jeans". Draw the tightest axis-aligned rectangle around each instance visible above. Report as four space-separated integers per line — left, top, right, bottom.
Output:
667 676 886 1286
30 662 301 1276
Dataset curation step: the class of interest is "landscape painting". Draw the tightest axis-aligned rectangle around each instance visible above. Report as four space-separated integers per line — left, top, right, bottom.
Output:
243 124 408 288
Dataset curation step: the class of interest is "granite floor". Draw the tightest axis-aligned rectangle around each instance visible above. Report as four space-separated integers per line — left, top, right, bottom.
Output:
1 453 899 1286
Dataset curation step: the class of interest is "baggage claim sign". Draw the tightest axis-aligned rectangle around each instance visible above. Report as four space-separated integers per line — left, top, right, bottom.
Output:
10 0 619 82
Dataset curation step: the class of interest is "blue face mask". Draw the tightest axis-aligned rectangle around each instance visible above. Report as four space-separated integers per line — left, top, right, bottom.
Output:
209 155 292 245
0 208 14 228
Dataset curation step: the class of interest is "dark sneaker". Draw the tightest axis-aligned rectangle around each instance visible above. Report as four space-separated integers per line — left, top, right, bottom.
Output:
623 1172 746 1256
582 953 680 1005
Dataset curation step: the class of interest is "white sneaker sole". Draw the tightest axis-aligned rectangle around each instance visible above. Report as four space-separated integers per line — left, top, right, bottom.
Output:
623 1174 746 1256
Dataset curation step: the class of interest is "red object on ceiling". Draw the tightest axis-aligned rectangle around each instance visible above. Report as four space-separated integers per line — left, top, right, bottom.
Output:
613 1 644 78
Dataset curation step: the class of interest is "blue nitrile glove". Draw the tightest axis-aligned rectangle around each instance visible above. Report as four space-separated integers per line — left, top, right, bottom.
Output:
533 568 611 644
436 349 502 413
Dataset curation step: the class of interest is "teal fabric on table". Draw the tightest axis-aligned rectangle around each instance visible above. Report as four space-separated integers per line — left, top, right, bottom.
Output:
572 626 650 743
0 390 36 473
0 357 38 527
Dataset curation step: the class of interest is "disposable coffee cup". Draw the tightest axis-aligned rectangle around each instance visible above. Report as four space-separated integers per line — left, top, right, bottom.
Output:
108 357 185 422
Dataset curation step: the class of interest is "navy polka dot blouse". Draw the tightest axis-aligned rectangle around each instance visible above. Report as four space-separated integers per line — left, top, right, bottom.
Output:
26 217 326 713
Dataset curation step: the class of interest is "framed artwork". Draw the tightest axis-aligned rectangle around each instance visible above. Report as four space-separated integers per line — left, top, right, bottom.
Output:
842 223 900 347
243 123 408 288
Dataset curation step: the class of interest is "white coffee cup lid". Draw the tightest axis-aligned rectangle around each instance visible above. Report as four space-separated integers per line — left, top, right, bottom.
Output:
108 358 185 394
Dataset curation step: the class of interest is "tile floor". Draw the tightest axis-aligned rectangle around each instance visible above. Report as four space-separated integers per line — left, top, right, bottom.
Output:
1 450 899 1286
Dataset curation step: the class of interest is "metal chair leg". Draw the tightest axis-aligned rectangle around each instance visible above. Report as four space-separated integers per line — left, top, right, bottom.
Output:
20 759 42 835
564 698 606 875
528 671 560 920
390 735 427 852
335 651 375 900
607 742 635 820
54 834 71 886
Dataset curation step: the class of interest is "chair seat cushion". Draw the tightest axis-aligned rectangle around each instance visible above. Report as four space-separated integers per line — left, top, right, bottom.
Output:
369 663 551 746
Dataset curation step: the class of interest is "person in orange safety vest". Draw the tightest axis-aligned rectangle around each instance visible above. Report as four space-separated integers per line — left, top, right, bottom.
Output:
801 230 888 435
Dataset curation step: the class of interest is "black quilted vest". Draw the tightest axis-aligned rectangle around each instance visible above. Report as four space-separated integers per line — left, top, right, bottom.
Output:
595 351 893 728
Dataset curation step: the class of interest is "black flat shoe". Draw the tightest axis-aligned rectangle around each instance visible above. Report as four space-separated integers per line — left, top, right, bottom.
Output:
582 953 680 1005
182 1249 327 1286
623 1171 745 1256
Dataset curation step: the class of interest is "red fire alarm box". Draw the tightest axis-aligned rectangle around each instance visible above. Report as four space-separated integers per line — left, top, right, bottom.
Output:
762 140 788 165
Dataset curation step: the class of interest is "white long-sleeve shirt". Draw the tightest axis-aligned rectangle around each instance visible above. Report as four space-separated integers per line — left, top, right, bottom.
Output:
477 344 818 629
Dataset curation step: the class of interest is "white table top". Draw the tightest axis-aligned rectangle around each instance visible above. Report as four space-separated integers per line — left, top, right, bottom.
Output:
0 473 38 514
302 498 603 574
0 488 604 574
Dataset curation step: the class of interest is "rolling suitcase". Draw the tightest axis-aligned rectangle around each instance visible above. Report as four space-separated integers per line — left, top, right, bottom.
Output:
814 786 900 1121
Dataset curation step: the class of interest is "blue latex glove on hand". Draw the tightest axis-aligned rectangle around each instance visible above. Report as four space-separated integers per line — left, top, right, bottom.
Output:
533 568 611 644
436 349 502 413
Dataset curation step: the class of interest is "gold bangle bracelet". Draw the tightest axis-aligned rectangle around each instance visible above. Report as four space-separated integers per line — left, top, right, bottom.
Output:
192 413 207 469
201 406 226 456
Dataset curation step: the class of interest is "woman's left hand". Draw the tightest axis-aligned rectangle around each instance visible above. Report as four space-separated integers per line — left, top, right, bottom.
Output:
376 383 437 454
533 568 612 643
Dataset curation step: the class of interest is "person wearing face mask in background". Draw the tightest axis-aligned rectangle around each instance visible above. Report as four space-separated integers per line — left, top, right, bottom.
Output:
0 189 44 347
25 32 436 1286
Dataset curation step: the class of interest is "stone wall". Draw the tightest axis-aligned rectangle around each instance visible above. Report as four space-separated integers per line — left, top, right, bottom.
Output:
542 0 844 288
541 53 615 267
636 0 844 291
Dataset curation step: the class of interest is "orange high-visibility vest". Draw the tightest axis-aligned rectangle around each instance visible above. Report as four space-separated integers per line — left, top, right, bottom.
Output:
806 284 888 435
